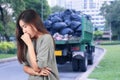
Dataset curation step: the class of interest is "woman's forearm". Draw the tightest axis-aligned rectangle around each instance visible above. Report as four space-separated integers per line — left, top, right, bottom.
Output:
27 44 40 72
23 66 39 76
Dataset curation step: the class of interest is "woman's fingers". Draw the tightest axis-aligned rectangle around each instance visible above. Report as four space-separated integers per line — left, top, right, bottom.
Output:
39 68 51 76
44 67 51 71
43 68 51 74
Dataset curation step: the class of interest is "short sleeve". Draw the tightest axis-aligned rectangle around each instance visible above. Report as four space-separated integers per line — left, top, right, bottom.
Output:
36 34 53 68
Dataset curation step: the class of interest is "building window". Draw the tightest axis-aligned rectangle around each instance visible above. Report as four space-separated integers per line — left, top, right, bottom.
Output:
84 0 87 9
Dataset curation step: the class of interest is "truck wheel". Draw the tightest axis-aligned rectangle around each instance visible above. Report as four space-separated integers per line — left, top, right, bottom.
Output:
88 55 93 65
72 58 79 71
56 56 67 65
80 57 87 72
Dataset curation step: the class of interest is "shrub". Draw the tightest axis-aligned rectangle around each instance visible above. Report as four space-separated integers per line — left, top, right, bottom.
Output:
0 42 16 54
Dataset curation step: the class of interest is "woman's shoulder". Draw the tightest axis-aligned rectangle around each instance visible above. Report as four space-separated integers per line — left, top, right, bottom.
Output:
42 34 52 40
37 34 53 42
43 34 51 37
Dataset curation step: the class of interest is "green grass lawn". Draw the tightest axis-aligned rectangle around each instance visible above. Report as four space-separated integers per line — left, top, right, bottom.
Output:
88 45 120 80
0 54 16 59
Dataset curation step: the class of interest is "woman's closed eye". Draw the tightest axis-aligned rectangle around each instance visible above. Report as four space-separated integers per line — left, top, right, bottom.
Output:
22 24 27 28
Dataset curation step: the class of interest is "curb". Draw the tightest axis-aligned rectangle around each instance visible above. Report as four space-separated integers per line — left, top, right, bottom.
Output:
76 47 106 80
0 56 17 64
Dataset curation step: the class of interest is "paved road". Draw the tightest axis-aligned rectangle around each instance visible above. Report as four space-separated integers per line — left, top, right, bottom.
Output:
0 61 28 80
0 47 104 80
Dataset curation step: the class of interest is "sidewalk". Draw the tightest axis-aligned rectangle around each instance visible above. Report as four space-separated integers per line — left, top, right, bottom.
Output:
0 56 17 64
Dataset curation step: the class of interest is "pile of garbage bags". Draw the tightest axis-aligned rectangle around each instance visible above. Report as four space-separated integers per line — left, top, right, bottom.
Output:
44 9 88 40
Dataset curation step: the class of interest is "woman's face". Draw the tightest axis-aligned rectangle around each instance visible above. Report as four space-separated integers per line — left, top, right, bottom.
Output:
19 20 37 38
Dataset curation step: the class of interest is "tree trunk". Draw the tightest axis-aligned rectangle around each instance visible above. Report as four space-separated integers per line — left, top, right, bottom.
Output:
0 6 10 41
118 32 120 40
4 33 10 41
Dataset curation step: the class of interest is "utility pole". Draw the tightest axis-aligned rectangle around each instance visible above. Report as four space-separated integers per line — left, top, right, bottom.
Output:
110 22 112 41
41 0 43 21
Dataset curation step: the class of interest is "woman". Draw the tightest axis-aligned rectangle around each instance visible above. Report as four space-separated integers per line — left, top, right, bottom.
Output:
16 9 59 80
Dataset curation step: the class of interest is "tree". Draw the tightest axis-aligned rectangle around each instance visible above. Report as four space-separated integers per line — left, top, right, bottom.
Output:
10 0 25 18
0 0 25 20
93 30 103 41
24 0 51 20
0 4 14 41
0 0 50 41
0 0 25 41
100 0 120 40
51 5 65 13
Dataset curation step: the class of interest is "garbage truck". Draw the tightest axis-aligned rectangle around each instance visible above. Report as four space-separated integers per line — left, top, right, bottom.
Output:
44 9 95 72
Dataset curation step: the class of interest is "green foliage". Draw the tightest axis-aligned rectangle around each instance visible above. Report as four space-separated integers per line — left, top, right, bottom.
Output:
51 5 65 13
0 0 25 20
6 21 15 36
0 0 19 41
10 0 25 18
24 0 51 20
0 0 51 20
93 30 103 40
0 22 3 31
0 42 16 54
100 0 120 40
0 0 51 41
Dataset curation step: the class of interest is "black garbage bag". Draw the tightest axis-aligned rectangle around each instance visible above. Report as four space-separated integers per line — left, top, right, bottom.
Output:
76 25 82 31
50 16 62 23
61 9 74 21
59 11 64 19
60 28 74 35
64 9 73 15
49 28 57 35
64 20 71 26
74 31 82 37
70 21 81 30
71 14 81 21
74 11 81 15
62 15 71 21
52 22 67 30
44 20 52 29
71 9 76 13
53 12 61 17
74 25 82 37
48 14 55 20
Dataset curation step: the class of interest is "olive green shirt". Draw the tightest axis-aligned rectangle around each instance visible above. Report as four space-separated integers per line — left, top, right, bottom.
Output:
24 34 59 80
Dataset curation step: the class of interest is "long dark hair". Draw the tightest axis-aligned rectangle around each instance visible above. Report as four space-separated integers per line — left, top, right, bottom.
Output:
16 9 49 63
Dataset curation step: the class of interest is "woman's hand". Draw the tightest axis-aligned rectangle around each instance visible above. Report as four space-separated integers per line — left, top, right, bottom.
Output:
21 33 32 46
36 67 51 76
23 64 51 76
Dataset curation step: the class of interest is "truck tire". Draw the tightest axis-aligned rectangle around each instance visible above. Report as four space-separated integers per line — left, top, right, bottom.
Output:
79 57 87 72
88 55 93 65
87 45 94 65
72 58 79 71
56 56 67 65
